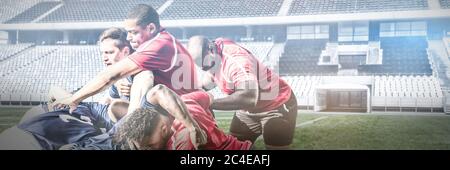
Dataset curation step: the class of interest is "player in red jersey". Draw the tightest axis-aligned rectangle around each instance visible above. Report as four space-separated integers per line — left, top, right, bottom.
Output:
187 36 297 149
53 4 198 113
113 84 252 150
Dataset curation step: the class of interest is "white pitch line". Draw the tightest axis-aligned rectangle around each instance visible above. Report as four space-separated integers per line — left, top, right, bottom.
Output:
255 116 329 141
295 116 329 128
214 117 233 120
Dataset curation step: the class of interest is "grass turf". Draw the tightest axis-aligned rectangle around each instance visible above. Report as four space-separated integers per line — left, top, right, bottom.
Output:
1 108 450 149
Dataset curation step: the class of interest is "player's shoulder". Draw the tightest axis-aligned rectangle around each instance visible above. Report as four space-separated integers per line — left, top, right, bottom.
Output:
137 31 175 53
154 31 175 46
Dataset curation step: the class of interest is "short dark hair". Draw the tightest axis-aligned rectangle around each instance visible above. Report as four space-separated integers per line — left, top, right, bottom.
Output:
127 4 160 28
99 27 133 52
112 108 161 150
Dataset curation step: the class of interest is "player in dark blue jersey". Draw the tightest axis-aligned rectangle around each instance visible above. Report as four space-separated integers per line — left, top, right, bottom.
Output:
0 85 123 150
0 102 117 150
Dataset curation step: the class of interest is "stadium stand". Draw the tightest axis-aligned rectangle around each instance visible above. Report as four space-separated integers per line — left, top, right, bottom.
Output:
372 75 443 111
0 0 42 23
289 0 429 15
280 75 443 111
278 40 338 75
160 0 283 19
39 0 166 23
440 0 450 8
0 45 106 104
0 45 57 77
358 37 432 75
5 1 61 23
0 44 34 61
238 41 274 63
283 76 322 109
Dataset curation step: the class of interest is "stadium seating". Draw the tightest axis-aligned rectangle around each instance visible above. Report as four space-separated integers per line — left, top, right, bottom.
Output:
0 45 107 104
161 0 283 19
278 40 338 75
0 45 58 77
281 75 443 110
1 0 435 23
289 0 429 16
0 44 33 61
237 41 274 63
39 0 166 23
282 76 322 109
372 75 443 109
358 37 432 75
6 1 61 23
440 0 450 8
0 0 42 23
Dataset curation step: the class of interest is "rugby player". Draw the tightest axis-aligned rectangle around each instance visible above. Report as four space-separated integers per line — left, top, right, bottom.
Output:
187 36 297 149
53 4 199 113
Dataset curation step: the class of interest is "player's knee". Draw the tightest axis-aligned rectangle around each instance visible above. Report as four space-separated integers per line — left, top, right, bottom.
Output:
108 99 129 122
263 118 294 147
19 106 46 124
229 117 259 142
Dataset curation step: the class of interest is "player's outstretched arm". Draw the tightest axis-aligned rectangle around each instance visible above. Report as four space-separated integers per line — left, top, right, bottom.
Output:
52 58 142 112
145 84 207 148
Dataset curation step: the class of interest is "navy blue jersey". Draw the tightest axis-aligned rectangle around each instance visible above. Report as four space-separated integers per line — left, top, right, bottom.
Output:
17 102 114 150
109 76 133 101
64 96 159 150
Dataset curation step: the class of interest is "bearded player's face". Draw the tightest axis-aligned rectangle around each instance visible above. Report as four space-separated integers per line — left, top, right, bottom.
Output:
124 19 155 50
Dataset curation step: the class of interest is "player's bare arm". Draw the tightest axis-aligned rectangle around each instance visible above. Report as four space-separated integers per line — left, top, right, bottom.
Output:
52 58 142 112
211 80 259 110
116 78 132 97
127 70 154 114
145 84 207 147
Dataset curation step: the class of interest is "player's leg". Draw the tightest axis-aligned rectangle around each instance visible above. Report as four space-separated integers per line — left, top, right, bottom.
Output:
0 126 42 150
229 110 261 143
108 99 129 123
19 86 72 123
261 92 297 150
19 105 48 124
262 116 295 150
